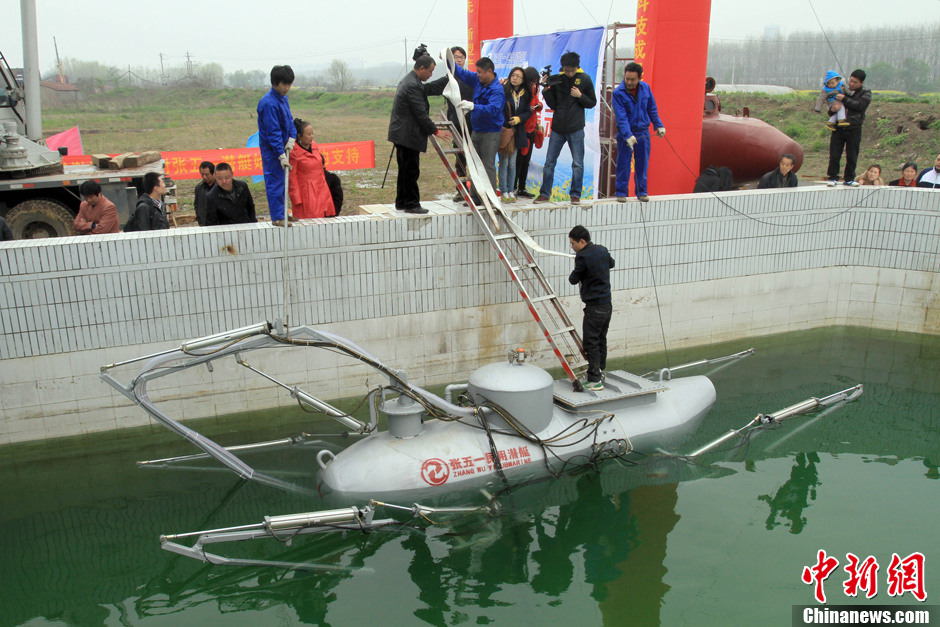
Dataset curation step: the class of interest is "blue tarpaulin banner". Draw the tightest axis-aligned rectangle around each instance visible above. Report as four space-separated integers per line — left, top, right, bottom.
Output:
482 27 605 200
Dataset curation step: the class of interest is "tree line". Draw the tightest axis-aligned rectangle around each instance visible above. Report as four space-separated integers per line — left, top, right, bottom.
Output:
46 58 390 92
706 24 940 93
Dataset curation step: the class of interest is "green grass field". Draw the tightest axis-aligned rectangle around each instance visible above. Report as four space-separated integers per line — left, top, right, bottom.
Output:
43 88 454 219
43 88 940 219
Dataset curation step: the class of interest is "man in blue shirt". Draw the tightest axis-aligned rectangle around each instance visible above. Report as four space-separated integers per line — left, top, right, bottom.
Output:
257 65 296 226
612 62 665 202
453 57 505 197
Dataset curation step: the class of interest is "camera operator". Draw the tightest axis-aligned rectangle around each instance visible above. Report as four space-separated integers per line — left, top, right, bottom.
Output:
387 46 449 214
534 51 597 205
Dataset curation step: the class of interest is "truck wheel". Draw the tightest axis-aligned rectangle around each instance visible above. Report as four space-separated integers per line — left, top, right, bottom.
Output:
5 199 76 239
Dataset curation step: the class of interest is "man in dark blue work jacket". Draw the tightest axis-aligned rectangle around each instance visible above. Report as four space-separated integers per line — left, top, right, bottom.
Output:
612 62 665 202
257 65 296 226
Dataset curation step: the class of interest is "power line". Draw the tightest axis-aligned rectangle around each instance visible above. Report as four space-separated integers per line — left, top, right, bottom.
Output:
711 35 940 43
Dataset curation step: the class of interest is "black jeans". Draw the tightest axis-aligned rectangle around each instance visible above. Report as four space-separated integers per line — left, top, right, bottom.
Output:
583 302 612 382
827 125 862 181
515 137 534 192
395 144 421 208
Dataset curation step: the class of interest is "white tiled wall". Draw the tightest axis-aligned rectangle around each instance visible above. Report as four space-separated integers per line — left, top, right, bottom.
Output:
0 186 937 443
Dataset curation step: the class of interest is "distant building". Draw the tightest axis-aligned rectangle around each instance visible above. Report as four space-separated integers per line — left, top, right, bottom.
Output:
40 79 80 106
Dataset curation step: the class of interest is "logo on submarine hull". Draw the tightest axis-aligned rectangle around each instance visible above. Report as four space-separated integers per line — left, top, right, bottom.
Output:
420 458 450 486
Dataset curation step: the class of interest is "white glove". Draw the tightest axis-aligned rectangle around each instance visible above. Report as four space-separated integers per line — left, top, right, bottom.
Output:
279 153 290 169
458 100 475 113
656 127 666 137
285 137 296 152
626 135 637 148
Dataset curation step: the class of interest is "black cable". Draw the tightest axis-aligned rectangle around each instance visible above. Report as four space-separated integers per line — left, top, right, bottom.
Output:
806 0 847 77
637 202 672 368
662 135 885 228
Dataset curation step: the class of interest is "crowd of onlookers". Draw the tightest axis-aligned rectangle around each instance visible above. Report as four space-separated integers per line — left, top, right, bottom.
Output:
1 58 937 242
703 67 940 193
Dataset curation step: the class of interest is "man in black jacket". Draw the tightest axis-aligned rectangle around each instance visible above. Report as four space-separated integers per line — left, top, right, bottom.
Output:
757 154 799 189
125 172 169 231
826 69 871 187
568 224 615 392
535 51 597 205
387 53 448 214
205 163 257 225
194 161 215 226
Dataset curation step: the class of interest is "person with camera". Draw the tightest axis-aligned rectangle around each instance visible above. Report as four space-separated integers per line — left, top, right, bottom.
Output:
612 62 665 202
533 51 597 205
387 47 449 214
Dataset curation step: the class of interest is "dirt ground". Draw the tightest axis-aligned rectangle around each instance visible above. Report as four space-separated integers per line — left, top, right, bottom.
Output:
43 88 456 221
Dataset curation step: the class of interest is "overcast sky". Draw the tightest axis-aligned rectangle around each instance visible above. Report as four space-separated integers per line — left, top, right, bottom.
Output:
3 0 939 72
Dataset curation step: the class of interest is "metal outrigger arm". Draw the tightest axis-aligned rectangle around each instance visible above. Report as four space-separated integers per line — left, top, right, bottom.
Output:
643 347 756 381
98 322 399 490
159 500 495 570
160 505 395 571
686 383 864 458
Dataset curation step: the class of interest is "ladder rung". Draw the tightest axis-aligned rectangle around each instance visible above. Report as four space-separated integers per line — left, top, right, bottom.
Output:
494 233 516 240
510 263 536 272
549 326 576 336
442 148 463 155
529 295 556 303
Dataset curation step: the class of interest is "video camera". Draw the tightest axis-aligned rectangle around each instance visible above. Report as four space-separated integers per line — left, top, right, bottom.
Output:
412 43 429 61
541 64 564 87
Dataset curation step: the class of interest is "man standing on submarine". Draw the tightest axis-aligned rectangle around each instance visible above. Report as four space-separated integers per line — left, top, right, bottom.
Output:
568 225 615 392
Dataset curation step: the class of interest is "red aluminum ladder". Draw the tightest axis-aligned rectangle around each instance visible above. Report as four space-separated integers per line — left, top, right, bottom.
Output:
429 120 589 391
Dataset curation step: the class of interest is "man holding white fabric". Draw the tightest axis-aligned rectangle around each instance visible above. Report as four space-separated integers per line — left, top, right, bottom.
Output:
452 57 506 196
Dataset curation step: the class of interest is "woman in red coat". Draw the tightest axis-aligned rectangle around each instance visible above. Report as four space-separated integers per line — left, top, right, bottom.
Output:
289 118 336 218
514 66 543 198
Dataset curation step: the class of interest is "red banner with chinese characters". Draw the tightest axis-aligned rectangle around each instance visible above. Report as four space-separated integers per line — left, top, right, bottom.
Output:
635 0 712 196
467 0 512 64
61 141 376 179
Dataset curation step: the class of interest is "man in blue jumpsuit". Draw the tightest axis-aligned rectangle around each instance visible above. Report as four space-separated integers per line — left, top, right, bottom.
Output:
612 62 665 202
257 65 296 225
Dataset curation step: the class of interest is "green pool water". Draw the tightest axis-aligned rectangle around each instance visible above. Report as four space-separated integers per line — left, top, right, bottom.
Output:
1 326 937 626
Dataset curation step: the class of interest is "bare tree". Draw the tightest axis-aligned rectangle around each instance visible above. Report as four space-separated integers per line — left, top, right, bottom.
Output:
327 59 354 92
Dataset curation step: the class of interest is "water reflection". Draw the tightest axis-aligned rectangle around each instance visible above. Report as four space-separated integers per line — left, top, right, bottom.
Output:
757 452 821 534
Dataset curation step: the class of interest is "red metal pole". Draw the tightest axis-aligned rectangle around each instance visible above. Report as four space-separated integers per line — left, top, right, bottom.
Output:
468 0 514 64
635 0 712 196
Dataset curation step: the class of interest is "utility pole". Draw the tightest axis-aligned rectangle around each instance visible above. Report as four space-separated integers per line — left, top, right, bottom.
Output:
159 52 167 86
185 51 194 80
53 35 64 83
